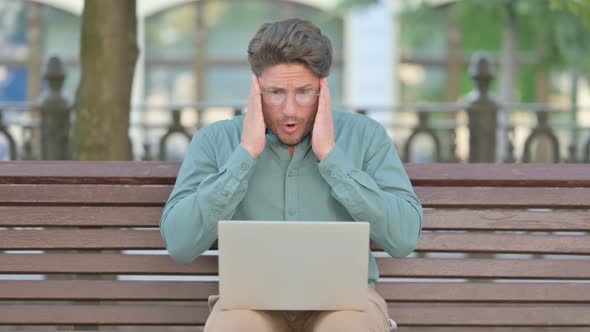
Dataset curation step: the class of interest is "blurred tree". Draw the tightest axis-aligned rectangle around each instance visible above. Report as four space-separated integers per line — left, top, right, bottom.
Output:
72 0 138 160
398 0 590 101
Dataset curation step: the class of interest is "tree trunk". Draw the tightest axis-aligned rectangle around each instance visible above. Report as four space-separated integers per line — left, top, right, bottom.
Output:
72 0 138 160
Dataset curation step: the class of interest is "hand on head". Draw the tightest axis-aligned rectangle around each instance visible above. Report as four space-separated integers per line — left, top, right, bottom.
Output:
311 77 335 160
240 74 267 158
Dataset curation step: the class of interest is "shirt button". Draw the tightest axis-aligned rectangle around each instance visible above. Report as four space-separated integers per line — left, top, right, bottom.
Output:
325 170 332 177
222 190 229 197
240 163 248 170
288 170 296 177
288 209 296 216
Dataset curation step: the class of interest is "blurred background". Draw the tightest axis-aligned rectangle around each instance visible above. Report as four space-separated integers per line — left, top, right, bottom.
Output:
0 0 589 162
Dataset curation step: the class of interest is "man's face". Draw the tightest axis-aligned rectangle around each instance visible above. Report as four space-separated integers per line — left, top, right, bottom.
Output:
258 63 320 146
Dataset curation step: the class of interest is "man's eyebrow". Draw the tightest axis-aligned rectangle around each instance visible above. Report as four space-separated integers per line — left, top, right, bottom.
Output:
262 86 285 92
262 84 314 91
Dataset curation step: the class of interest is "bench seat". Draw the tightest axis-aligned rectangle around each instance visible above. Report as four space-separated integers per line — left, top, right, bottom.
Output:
0 162 589 331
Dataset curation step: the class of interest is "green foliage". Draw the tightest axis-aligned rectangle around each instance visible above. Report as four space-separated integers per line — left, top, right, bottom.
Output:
330 0 379 16
398 1 450 54
399 0 590 102
550 0 590 26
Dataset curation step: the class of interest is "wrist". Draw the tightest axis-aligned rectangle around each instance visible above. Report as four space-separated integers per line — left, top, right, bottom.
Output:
317 142 335 161
241 142 260 158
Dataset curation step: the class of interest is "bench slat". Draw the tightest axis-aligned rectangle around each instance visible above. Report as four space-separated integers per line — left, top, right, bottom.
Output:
1 254 588 279
0 161 179 185
391 306 590 326
0 206 162 227
407 163 590 187
1 280 588 303
2 206 589 232
0 280 217 301
3 163 590 187
3 185 589 207
0 304 588 326
3 230 589 255
376 258 590 279
377 282 590 302
0 254 218 275
423 209 590 231
0 184 171 205
0 304 208 325
417 187 590 208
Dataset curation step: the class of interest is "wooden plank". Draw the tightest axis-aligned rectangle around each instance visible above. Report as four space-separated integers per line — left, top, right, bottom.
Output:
0 304 208 325
376 258 590 279
0 161 179 185
0 304 588 326
1 280 588 303
1 254 589 279
2 162 590 187
1 229 164 250
416 232 590 255
0 254 218 275
15 184 582 207
0 206 163 227
2 206 588 231
0 280 217 301
423 209 590 231
375 282 590 303
0 330 205 332
3 230 590 255
417 187 590 208
392 306 590 326
407 163 590 187
0 184 171 205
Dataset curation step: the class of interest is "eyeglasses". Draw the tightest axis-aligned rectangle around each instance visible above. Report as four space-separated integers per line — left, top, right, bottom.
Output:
260 88 320 107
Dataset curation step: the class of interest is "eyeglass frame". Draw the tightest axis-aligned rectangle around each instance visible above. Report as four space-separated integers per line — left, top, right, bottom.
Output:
259 87 321 107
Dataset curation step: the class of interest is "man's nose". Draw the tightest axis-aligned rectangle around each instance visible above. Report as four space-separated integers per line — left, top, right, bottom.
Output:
281 94 297 116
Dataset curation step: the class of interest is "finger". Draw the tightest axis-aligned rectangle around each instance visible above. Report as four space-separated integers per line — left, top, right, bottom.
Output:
318 78 330 113
250 74 260 97
321 77 331 102
252 74 261 94
248 75 263 114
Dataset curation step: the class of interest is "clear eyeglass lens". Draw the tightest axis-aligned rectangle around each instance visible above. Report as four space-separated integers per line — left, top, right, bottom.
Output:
269 92 284 105
264 90 318 106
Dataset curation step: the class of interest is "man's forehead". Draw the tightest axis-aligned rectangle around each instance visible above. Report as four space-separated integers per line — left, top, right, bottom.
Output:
259 63 319 87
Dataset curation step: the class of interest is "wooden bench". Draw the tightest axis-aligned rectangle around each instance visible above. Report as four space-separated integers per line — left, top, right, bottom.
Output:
0 161 589 331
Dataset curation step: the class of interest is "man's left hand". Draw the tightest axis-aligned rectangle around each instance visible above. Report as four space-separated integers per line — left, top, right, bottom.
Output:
312 78 335 160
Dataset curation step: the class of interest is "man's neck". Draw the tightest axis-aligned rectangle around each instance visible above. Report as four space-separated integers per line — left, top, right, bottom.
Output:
288 145 295 158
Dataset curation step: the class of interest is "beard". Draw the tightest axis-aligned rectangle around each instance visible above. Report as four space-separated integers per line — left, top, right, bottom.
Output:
266 116 314 146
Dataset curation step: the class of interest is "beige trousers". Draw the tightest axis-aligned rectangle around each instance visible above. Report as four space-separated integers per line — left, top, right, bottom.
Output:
203 286 392 332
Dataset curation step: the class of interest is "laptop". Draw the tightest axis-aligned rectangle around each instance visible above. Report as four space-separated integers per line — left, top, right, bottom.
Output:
217 220 370 311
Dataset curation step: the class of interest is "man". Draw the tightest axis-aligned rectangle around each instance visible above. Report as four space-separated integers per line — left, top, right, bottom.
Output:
160 18 422 332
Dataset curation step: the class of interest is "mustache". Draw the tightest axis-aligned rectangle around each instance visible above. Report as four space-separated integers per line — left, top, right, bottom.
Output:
279 118 303 125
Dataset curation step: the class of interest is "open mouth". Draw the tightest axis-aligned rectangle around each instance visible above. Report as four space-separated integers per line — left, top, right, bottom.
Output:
283 123 298 134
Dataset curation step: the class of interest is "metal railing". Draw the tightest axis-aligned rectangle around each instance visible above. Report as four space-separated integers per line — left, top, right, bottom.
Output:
1 54 589 163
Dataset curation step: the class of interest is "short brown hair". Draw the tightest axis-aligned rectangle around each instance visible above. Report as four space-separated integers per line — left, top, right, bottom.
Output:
247 18 332 77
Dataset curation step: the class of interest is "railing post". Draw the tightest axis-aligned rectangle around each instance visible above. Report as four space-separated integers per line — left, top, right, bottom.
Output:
38 56 70 160
159 109 191 160
0 109 17 160
465 53 499 162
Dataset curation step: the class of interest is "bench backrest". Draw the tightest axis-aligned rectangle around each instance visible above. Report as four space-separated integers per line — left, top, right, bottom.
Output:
0 162 589 330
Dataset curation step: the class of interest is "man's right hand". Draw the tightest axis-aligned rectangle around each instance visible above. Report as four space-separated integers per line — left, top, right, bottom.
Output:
241 74 267 158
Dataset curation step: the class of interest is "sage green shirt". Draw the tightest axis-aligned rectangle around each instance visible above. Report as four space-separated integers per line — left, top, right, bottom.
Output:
160 111 423 284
